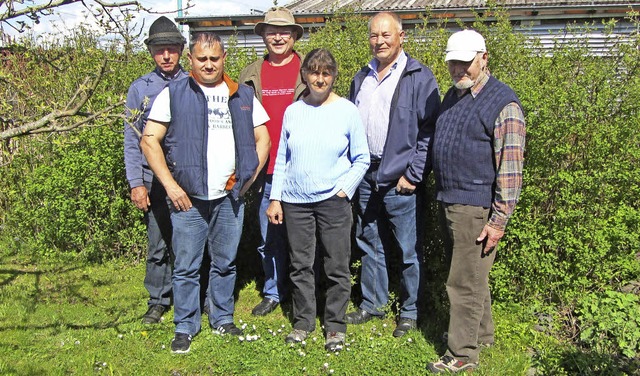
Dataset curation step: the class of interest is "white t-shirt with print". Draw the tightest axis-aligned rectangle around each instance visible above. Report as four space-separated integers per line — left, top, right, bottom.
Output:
149 82 269 200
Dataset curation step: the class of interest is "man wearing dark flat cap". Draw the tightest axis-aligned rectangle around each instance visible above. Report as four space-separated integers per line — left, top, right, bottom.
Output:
239 6 306 317
123 16 187 325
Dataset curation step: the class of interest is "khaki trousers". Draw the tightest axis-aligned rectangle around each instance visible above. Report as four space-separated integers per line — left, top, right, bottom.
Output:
440 203 496 363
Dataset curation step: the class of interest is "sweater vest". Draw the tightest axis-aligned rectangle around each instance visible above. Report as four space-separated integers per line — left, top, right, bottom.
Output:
163 77 258 199
433 76 520 208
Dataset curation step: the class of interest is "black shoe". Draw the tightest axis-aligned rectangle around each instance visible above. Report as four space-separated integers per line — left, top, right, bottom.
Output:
251 298 279 316
171 333 192 354
345 308 384 325
142 305 166 324
214 322 243 336
392 317 417 337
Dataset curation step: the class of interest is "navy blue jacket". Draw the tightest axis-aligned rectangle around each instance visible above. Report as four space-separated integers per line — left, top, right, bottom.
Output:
164 74 258 200
123 67 188 189
349 53 440 189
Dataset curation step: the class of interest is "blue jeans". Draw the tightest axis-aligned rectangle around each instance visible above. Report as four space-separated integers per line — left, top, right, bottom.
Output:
355 170 422 320
257 175 288 302
143 174 173 307
171 195 244 335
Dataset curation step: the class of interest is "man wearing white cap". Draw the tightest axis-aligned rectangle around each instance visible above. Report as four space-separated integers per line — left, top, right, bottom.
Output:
427 30 526 373
239 6 306 317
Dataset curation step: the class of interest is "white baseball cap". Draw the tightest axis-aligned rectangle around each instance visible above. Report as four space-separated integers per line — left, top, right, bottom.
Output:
445 30 487 62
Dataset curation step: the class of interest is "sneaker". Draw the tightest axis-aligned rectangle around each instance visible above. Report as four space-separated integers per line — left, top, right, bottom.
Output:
324 331 345 352
170 333 192 354
427 355 478 373
142 305 166 324
285 328 309 344
213 322 243 336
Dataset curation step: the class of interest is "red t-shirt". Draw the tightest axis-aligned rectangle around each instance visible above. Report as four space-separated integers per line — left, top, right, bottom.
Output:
260 54 301 174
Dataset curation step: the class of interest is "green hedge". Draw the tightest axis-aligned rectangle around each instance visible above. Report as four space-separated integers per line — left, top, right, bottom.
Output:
1 7 639 360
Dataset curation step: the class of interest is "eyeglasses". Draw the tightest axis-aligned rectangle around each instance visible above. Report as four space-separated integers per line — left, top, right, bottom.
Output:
265 31 292 39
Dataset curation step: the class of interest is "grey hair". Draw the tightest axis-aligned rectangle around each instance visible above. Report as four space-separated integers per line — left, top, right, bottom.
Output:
368 12 403 33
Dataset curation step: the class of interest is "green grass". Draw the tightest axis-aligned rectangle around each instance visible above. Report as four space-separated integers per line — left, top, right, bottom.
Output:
0 256 539 375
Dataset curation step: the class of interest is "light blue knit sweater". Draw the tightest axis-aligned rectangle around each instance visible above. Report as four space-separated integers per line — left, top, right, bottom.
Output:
270 97 370 204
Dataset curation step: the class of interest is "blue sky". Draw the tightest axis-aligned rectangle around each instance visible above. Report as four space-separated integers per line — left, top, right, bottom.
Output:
2 0 293 37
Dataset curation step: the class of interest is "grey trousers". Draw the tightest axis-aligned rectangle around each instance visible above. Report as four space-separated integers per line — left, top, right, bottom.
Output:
440 203 496 363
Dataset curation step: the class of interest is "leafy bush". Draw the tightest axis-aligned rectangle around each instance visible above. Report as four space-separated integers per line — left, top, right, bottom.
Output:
0 28 150 261
1 8 640 364
576 290 640 358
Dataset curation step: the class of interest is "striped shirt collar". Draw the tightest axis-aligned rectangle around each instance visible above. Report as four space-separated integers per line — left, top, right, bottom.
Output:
367 50 407 81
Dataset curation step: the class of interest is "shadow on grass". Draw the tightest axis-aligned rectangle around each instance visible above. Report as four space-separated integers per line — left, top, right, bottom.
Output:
0 266 50 288
0 264 143 333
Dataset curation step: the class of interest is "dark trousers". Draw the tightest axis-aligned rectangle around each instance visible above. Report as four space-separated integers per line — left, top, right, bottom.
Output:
440 203 496 363
144 176 173 307
282 195 352 333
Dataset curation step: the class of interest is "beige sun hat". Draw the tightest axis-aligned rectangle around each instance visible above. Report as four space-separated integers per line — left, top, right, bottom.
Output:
254 6 304 40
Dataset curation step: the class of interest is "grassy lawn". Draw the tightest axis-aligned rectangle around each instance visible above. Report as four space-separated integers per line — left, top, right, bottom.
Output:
0 256 538 375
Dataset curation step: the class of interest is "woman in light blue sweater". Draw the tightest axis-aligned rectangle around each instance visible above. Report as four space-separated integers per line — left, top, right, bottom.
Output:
267 48 370 352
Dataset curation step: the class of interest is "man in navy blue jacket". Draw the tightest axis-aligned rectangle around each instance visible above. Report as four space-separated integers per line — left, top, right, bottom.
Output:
123 16 187 325
347 11 440 338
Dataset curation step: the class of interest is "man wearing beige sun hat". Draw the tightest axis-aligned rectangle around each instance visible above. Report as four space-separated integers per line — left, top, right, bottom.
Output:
239 6 306 317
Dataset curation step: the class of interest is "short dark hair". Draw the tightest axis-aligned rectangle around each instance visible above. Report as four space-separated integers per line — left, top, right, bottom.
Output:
300 48 338 78
189 32 225 53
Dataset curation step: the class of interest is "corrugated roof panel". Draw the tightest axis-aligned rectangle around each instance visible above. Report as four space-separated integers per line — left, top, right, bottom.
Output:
286 0 640 12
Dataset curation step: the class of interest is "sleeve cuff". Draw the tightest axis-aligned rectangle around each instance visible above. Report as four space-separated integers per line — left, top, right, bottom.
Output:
128 179 144 190
488 212 508 232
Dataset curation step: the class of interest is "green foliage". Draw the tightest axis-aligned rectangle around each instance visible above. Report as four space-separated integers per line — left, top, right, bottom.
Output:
576 291 640 358
224 34 259 81
297 7 370 96
0 27 150 261
491 18 640 304
1 8 640 372
4 127 145 261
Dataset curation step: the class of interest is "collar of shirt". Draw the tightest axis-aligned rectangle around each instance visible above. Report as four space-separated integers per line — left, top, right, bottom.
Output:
470 71 491 98
367 50 407 82
155 66 183 81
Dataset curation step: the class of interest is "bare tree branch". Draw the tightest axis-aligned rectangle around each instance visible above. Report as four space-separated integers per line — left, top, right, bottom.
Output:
29 100 124 134
0 56 116 140
0 0 143 22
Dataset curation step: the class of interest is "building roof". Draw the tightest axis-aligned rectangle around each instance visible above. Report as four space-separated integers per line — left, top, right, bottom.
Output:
175 0 639 55
285 0 640 13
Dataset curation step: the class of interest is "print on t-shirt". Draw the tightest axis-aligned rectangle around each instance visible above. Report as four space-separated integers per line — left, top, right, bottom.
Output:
206 94 232 129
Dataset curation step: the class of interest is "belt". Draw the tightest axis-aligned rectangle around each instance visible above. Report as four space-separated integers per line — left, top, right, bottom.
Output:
368 159 381 171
